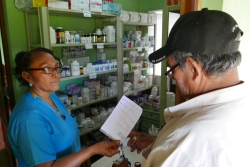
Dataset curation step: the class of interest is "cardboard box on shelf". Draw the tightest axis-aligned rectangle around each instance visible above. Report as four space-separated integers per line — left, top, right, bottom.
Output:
48 1 69 9
102 0 113 2
90 0 102 12
69 0 89 11
102 2 122 15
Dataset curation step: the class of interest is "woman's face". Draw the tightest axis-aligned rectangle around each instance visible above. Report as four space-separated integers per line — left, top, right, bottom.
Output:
25 52 61 94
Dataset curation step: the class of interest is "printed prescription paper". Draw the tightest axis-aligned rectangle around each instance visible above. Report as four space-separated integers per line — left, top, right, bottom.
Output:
100 95 142 143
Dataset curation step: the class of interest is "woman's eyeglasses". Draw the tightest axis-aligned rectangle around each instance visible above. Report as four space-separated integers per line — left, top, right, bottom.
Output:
165 63 180 78
26 67 63 74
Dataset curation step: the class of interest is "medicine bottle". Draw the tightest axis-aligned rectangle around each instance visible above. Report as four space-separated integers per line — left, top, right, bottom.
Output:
71 60 80 76
65 31 70 43
79 66 84 75
56 27 65 44
50 27 56 44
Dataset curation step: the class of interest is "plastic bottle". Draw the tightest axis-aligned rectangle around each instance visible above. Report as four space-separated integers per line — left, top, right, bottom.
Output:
106 25 115 42
71 60 80 76
50 27 56 44
100 109 108 124
65 31 70 43
72 93 78 104
151 87 158 97
111 82 117 95
75 33 80 43
65 99 71 114
81 87 90 103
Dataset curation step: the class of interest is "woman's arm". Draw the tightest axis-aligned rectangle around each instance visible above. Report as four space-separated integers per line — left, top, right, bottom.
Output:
35 140 120 167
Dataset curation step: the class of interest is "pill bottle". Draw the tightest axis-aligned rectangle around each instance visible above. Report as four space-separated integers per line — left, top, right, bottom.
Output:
71 60 80 76
65 31 70 43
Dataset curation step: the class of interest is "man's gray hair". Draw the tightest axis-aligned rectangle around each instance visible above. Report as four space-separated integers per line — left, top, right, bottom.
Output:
172 51 242 78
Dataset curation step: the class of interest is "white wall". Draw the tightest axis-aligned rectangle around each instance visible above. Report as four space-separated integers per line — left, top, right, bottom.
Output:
222 0 250 86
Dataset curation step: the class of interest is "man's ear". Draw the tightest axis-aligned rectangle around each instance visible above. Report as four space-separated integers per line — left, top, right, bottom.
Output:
22 71 32 83
186 57 202 82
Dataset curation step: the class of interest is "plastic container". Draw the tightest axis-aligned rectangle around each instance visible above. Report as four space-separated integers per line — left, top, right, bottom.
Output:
72 93 78 104
65 31 70 43
100 109 108 124
104 25 115 42
151 87 158 97
50 27 56 44
75 33 80 43
111 82 117 95
81 87 90 103
71 60 80 76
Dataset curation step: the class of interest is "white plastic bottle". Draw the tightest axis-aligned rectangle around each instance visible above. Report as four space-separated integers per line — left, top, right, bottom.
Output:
65 31 70 43
75 33 80 43
50 27 56 44
81 87 90 103
71 60 80 76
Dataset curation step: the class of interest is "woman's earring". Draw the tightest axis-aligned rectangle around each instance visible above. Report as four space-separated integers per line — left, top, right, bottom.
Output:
29 83 33 87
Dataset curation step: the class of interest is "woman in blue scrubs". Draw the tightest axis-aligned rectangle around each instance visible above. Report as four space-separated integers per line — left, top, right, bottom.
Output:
8 47 120 167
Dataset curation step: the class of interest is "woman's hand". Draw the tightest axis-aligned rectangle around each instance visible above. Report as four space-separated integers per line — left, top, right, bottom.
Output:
127 131 156 154
93 140 120 157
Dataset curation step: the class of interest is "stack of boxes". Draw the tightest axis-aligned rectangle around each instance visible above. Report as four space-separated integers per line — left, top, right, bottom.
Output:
47 0 122 14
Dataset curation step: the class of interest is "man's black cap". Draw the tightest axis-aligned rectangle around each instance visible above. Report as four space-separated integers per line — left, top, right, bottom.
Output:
148 8 243 64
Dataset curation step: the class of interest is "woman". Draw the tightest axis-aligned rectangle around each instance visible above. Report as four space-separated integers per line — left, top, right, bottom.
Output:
8 47 120 167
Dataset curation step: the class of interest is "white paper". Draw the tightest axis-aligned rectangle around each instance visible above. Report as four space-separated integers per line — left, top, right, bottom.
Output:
100 95 142 143
97 43 104 48
89 73 97 79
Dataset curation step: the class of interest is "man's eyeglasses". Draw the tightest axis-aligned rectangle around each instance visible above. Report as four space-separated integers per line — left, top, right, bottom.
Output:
26 67 63 74
165 63 180 78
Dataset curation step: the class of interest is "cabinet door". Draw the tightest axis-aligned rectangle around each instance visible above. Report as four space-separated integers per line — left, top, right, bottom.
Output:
141 109 160 122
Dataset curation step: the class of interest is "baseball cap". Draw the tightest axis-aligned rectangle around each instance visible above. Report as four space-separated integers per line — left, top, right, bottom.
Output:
148 8 243 64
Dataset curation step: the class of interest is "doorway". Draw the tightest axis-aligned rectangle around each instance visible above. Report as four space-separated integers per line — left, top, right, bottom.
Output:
0 0 17 166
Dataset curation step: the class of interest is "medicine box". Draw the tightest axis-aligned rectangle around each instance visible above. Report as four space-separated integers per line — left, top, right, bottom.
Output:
70 0 89 11
90 0 102 12
48 1 69 9
102 2 122 15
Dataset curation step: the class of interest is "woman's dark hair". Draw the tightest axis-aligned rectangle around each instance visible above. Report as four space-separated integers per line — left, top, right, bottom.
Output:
13 47 61 87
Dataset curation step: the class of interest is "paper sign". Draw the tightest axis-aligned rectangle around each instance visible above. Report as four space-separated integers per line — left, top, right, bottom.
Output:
100 95 142 143
137 47 142 52
83 11 92 17
89 73 97 79
85 43 93 49
97 43 104 48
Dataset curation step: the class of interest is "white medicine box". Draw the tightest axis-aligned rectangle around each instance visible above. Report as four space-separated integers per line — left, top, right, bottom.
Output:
90 0 102 12
70 0 90 11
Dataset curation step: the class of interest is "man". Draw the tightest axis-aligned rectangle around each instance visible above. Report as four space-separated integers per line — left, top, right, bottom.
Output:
117 8 250 167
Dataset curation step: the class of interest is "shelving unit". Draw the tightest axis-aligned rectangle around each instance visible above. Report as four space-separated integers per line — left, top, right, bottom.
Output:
60 69 117 81
120 21 156 98
24 7 123 138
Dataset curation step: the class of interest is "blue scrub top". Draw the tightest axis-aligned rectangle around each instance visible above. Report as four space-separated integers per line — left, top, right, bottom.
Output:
8 91 81 167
